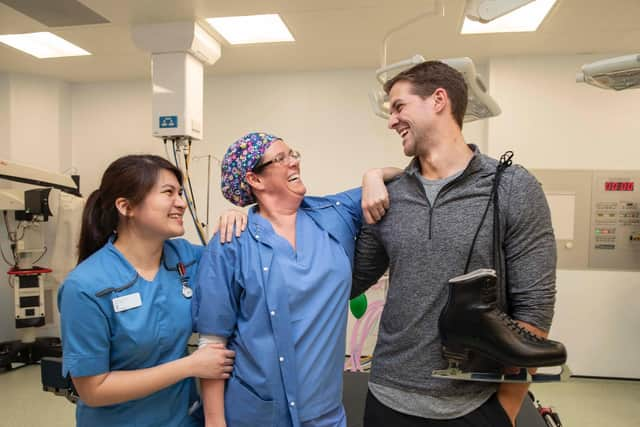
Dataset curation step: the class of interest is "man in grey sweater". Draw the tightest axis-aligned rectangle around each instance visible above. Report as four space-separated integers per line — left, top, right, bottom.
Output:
353 61 557 426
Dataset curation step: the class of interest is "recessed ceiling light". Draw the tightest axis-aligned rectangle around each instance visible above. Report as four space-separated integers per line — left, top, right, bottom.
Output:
205 14 295 45
0 32 91 58
461 0 557 34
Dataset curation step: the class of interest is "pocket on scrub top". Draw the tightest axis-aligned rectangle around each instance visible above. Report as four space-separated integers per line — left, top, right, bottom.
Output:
225 376 276 427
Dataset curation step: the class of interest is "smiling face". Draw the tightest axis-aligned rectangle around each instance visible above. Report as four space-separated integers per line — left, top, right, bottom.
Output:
126 169 187 239
247 139 306 205
387 80 437 157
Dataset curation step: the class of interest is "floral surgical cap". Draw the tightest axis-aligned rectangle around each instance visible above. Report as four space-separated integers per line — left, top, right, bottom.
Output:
221 132 280 206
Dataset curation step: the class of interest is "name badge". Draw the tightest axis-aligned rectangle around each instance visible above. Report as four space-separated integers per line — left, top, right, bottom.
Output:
112 292 142 312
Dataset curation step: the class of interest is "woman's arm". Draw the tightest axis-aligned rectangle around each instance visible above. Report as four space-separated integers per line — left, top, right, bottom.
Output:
361 167 403 224
201 378 227 427
72 343 234 407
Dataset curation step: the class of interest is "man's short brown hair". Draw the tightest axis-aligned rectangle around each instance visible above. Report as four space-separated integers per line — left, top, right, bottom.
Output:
383 60 468 129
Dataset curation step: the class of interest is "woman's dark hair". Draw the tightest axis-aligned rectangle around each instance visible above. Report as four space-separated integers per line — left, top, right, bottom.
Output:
77 155 183 263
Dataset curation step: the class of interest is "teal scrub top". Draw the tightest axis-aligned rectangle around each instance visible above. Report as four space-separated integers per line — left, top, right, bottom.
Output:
58 237 203 427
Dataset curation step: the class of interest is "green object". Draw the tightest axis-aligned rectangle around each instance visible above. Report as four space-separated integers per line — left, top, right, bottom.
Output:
349 294 368 319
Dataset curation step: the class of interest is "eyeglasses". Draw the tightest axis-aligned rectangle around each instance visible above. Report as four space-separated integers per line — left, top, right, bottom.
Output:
252 150 301 173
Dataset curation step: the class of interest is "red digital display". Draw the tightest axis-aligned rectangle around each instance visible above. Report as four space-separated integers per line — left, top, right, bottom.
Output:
604 181 634 191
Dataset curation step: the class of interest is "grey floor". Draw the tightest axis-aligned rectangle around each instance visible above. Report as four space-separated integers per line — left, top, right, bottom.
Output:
1 364 639 426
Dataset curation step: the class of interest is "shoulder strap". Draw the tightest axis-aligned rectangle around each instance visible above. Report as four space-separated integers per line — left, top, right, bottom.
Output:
463 151 514 274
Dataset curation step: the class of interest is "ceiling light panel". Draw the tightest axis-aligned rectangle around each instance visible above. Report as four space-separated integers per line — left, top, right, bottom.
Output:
205 14 294 45
0 32 91 58
461 0 557 34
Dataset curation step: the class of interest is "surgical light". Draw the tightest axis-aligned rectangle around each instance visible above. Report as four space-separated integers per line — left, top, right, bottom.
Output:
205 14 294 45
0 32 90 58
370 55 501 123
461 0 558 34
576 54 640 91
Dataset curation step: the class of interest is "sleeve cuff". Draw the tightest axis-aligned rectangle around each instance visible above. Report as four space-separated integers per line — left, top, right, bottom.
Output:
198 334 227 348
63 354 110 378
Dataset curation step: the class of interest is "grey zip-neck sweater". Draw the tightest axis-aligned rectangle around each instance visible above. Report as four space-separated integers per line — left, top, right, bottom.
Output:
351 146 556 418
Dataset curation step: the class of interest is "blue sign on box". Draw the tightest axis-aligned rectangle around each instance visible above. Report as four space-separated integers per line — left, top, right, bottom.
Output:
159 115 178 128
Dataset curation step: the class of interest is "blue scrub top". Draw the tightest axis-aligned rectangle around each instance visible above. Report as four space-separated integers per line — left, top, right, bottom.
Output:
58 237 203 427
192 188 362 427
264 209 351 421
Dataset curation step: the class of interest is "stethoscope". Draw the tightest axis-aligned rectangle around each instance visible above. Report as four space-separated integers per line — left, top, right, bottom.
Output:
177 262 193 299
163 241 194 299
95 239 195 300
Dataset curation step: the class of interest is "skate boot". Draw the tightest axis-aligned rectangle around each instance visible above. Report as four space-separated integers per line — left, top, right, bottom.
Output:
434 269 569 383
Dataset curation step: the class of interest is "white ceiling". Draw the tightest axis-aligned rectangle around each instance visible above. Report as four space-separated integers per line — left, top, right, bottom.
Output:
0 0 639 82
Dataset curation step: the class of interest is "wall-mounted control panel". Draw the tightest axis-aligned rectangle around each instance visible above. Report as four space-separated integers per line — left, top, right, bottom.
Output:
531 169 640 271
589 172 640 270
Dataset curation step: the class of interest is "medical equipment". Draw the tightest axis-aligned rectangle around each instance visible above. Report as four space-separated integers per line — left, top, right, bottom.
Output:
576 54 640 91
40 356 78 403
379 0 535 67
0 160 80 371
371 0 502 122
370 54 501 122
464 0 535 23
132 21 221 141
177 262 193 299
531 169 640 272
132 22 221 245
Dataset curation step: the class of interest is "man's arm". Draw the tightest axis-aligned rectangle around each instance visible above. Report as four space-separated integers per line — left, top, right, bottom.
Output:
351 224 390 298
504 166 557 330
497 321 547 426
499 167 558 425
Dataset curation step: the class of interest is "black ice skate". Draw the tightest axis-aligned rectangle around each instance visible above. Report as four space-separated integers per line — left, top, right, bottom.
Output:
433 269 570 383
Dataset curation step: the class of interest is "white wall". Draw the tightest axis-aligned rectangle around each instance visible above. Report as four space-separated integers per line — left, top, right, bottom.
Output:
489 55 640 169
71 81 163 195
487 54 640 378
0 73 71 341
0 74 9 160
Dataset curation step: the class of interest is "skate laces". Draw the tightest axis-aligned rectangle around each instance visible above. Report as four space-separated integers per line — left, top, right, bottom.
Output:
497 312 544 342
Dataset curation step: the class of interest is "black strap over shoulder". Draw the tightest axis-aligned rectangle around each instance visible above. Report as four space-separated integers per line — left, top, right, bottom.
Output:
463 151 514 275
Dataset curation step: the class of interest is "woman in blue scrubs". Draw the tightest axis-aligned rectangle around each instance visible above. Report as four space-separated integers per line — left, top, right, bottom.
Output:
58 155 236 427
192 132 398 427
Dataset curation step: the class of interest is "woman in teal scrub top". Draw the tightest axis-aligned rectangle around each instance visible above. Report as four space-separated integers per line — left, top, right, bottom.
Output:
58 155 236 427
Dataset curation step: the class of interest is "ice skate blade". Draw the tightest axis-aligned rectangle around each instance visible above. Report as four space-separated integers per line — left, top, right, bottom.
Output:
431 364 572 384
